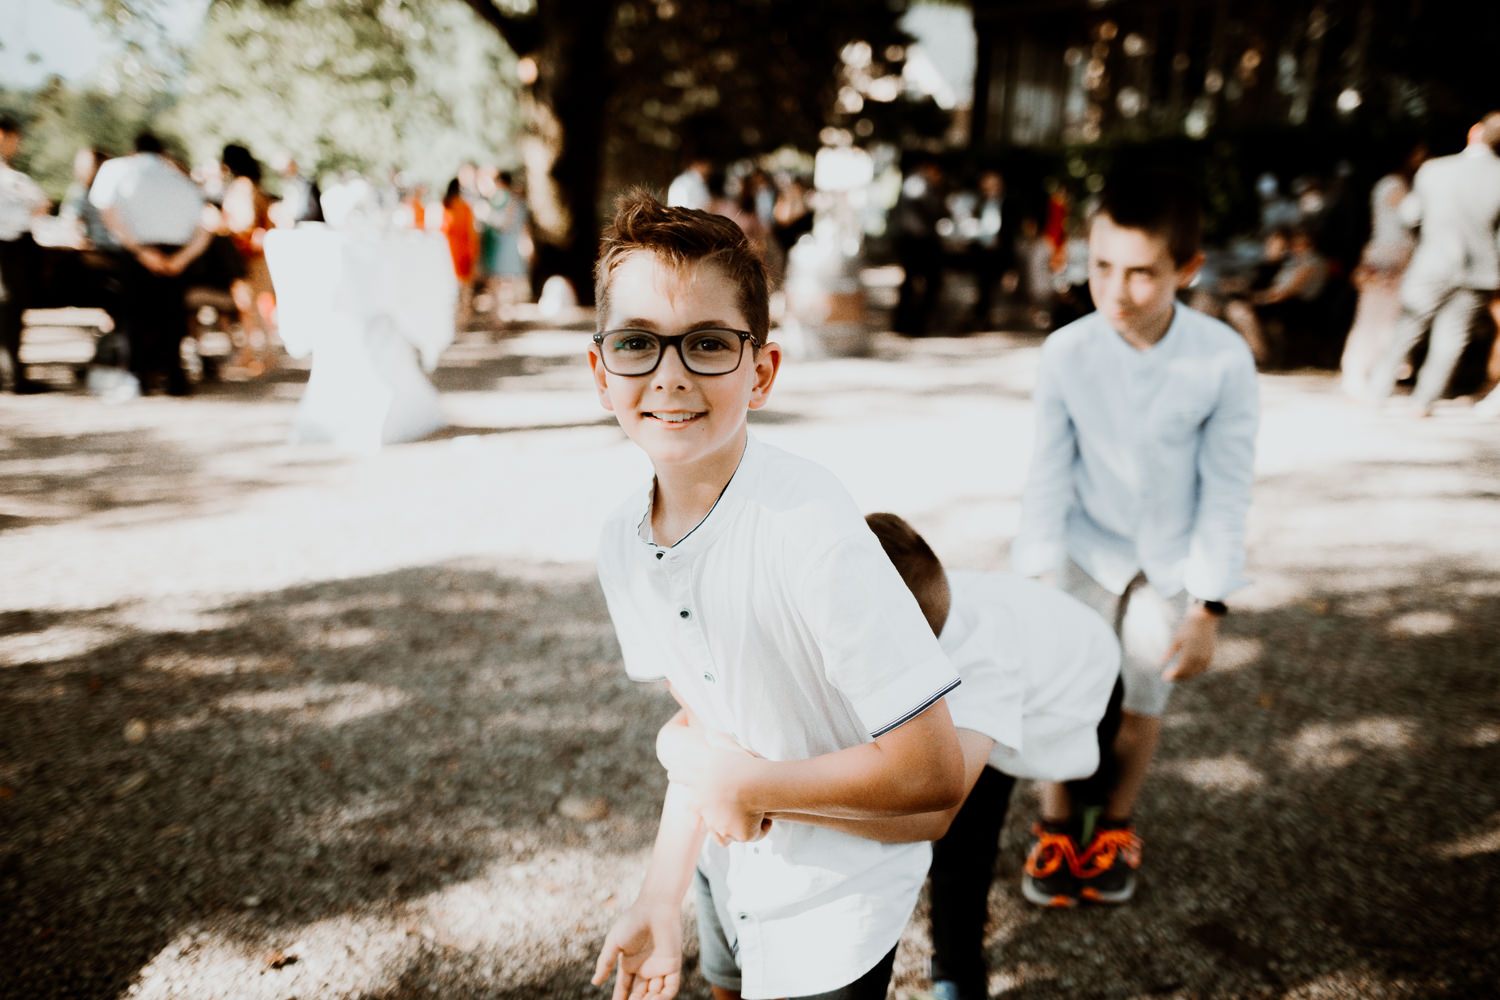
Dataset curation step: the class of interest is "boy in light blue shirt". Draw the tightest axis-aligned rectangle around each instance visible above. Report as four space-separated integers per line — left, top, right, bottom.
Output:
1011 168 1259 906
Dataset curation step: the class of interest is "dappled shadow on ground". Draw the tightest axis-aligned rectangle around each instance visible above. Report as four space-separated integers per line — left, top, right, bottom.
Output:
5 554 1497 997
0 562 669 998
969 557 1500 1000
0 423 324 535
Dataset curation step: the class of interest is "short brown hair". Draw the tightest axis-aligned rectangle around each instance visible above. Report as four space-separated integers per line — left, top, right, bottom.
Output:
865 512 950 637
1092 167 1203 266
594 188 770 346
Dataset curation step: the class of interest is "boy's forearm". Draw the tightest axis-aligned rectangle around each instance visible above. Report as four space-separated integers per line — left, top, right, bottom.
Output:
763 729 994 843
636 783 707 906
729 701 966 820
767 809 954 843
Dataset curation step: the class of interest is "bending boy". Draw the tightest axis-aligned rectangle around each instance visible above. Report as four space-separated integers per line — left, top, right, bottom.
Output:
663 513 1122 1000
1011 168 1259 904
588 192 965 1000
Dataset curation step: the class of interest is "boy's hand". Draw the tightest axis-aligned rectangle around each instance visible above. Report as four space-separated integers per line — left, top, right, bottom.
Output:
1161 605 1220 681
656 723 771 844
592 900 683 1000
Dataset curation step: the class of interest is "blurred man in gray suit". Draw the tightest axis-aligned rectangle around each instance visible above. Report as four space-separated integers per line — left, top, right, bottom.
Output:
1367 112 1500 415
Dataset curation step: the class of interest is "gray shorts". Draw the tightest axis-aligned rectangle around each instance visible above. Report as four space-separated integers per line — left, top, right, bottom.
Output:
1061 558 1190 718
694 868 743 993
692 869 898 1000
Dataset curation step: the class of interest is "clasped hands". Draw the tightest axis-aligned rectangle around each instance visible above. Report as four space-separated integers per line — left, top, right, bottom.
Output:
656 712 772 846
134 246 189 277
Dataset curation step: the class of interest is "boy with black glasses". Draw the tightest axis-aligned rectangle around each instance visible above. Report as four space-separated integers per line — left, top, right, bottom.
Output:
588 191 968 1000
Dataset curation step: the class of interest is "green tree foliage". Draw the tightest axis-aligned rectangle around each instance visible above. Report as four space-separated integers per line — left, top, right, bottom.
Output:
169 0 522 187
0 78 168 200
63 0 933 296
601 0 924 184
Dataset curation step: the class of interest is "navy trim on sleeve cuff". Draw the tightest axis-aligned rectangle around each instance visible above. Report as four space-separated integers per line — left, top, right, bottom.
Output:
870 676 962 738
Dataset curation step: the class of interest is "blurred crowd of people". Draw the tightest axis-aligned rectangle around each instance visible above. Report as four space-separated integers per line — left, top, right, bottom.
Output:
875 130 1499 413
0 114 537 398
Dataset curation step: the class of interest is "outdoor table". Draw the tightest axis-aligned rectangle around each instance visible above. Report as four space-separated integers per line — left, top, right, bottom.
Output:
264 226 456 452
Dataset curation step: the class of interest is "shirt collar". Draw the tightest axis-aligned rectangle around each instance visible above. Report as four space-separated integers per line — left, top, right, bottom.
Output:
1106 302 1184 359
633 433 760 554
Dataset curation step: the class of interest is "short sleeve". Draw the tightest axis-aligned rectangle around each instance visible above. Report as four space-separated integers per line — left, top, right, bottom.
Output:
797 533 959 738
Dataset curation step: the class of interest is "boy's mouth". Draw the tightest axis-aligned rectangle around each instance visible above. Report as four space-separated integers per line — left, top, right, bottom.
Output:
645 410 704 424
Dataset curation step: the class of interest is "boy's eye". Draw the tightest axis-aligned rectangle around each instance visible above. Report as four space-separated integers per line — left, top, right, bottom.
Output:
611 333 657 353
685 331 736 353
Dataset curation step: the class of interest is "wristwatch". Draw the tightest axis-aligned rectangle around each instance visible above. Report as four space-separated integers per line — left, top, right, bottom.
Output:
1196 599 1229 617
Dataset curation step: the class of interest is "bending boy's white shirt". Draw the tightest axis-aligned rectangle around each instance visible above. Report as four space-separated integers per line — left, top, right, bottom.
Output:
940 570 1120 782
1011 304 1259 601
596 435 960 999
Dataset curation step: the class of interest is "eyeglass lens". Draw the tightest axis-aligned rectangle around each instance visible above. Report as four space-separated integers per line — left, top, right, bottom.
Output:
601 330 746 375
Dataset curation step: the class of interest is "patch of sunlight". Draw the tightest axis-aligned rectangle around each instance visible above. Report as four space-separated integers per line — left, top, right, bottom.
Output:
483 707 637 736
0 452 119 477
0 623 114 665
125 914 414 1000
302 624 387 649
1386 609 1457 638
143 651 295 676
1433 814 1500 860
216 682 408 727
1210 635 1262 672
405 849 637 955
1160 753 1266 793
279 592 407 620
1281 968 1435 1000
1462 721 1500 748
423 590 522 614
1285 717 1418 771
116 605 239 634
990 963 1066 996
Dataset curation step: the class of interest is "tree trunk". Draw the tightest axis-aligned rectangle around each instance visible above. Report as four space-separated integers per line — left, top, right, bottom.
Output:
521 0 611 307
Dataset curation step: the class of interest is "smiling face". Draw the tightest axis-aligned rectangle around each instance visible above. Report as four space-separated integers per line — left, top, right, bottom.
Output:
1087 211 1202 349
589 251 780 489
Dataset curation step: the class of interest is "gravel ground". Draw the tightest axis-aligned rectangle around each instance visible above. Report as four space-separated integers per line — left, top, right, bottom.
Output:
2 319 1498 999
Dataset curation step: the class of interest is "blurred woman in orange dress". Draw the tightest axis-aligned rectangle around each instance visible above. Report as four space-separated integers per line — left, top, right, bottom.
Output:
220 143 278 374
441 178 477 328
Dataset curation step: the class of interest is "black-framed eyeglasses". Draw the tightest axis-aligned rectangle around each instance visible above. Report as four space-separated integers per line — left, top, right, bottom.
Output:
592 328 755 376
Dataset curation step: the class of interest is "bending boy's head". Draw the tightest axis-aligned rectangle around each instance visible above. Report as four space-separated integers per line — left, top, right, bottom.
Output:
595 189 770 347
1091 167 1202 268
865 513 950 637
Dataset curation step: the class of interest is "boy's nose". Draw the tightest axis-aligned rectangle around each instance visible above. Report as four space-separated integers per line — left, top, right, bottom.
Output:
652 343 693 388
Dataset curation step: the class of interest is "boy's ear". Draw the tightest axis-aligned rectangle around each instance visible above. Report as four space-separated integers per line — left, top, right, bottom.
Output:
747 341 782 411
1175 252 1206 289
587 346 615 411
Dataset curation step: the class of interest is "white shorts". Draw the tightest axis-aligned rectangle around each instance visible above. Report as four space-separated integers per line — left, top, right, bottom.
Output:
1060 558 1190 717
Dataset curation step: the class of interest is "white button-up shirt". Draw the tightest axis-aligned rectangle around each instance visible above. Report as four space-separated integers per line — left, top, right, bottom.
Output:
942 570 1120 782
0 156 48 242
1011 304 1259 600
597 435 960 999
89 152 204 246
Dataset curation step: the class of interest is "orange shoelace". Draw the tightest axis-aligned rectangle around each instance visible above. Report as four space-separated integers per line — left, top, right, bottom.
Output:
1024 824 1082 878
1074 827 1143 878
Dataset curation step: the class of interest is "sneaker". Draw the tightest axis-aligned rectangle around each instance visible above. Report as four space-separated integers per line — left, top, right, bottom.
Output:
1074 825 1142 904
1021 822 1081 908
923 980 966 1000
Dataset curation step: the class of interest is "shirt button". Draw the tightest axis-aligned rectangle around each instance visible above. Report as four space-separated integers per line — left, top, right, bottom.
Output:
702 672 715 683
738 913 749 921
655 551 664 560
679 608 691 620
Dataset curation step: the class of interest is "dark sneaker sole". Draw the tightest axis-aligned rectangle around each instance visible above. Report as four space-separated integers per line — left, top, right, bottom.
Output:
1022 877 1079 908
1078 873 1137 904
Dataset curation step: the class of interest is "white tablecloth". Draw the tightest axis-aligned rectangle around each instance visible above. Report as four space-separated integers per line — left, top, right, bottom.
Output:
264 227 456 452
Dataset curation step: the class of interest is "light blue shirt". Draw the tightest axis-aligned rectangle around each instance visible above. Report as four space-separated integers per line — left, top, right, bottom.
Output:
1012 304 1259 601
